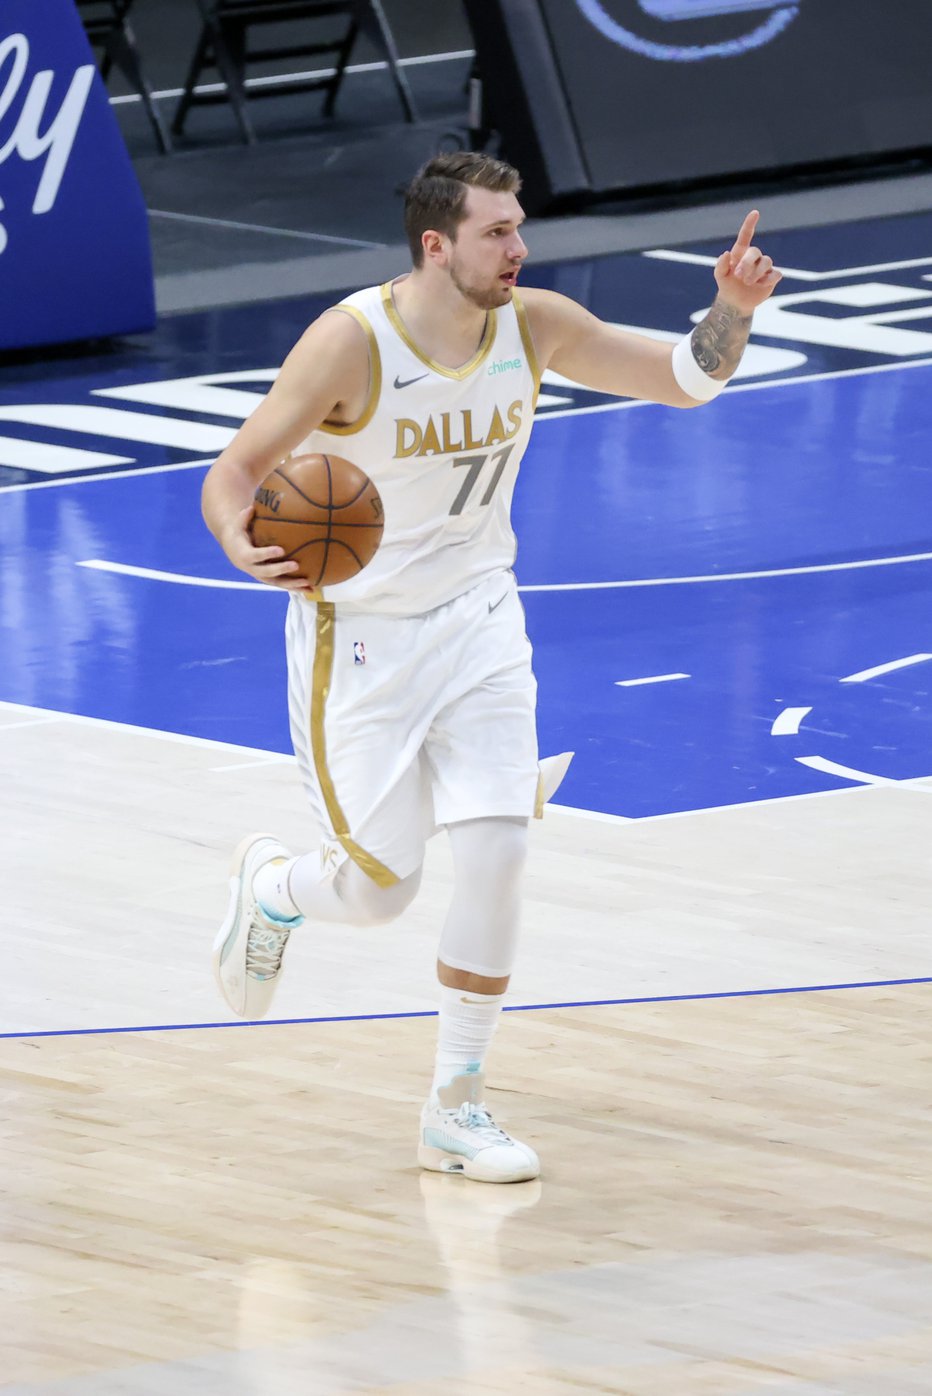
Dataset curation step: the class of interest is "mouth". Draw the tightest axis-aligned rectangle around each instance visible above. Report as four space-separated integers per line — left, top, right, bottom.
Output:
499 268 520 287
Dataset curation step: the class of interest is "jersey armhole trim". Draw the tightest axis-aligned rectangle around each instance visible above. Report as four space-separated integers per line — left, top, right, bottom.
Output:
512 290 542 406
321 305 382 436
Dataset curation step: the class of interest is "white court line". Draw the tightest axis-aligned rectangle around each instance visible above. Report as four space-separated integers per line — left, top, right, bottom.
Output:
0 457 214 496
795 754 932 791
78 559 270 591
538 354 932 423
644 249 932 282
0 700 282 760
0 716 62 732
2 699 927 826
210 755 296 773
74 550 932 594
616 673 690 687
771 706 812 736
4 355 932 497
548 802 632 824
840 653 932 683
623 775 932 823
520 551 932 591
148 209 385 251
109 50 474 105
551 779 905 826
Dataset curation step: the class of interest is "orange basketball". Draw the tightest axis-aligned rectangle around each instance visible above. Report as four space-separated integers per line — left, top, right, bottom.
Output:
251 453 384 588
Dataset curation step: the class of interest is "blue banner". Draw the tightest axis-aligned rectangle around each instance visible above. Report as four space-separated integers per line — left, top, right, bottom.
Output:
0 0 155 350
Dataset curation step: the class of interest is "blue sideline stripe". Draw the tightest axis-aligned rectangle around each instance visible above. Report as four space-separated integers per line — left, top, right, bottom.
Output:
1 975 929 1041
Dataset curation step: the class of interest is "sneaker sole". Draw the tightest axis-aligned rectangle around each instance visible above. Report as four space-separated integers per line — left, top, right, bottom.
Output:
211 831 279 1014
417 1143 540 1184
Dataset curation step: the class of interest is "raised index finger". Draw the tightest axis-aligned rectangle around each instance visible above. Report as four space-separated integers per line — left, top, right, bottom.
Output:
732 209 760 254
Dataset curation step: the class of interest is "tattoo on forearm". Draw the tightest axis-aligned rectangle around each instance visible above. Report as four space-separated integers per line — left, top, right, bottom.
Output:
690 297 752 380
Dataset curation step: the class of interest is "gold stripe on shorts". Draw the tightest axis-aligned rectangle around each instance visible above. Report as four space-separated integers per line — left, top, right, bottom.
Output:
310 602 399 887
534 770 545 820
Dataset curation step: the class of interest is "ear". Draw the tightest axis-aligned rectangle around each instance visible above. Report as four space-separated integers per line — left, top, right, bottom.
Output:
421 229 449 266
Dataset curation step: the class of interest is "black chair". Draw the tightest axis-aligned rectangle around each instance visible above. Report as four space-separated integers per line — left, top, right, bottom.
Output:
172 0 418 145
77 0 173 153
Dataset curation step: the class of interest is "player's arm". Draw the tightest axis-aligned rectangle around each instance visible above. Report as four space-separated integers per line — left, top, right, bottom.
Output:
201 308 370 589
523 211 781 407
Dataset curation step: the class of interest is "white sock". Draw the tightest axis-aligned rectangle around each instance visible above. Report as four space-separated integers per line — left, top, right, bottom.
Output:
431 986 506 1100
253 857 303 921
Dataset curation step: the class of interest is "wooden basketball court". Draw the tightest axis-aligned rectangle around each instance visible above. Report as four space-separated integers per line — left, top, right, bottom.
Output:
3 701 930 1393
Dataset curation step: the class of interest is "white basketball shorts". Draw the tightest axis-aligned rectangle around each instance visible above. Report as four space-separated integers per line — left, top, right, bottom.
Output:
284 570 540 887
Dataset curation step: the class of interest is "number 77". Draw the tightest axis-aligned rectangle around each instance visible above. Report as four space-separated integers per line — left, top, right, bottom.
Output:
449 444 515 516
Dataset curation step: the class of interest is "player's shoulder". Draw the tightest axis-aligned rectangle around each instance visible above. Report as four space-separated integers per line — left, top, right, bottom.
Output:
517 285 593 331
289 299 373 360
516 287 597 365
275 297 374 397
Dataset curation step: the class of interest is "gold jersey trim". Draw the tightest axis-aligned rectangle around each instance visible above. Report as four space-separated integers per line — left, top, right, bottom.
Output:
512 290 541 394
380 280 497 380
320 304 382 436
310 602 400 888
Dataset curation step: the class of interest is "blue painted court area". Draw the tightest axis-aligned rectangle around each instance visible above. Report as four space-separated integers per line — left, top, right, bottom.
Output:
2 211 931 818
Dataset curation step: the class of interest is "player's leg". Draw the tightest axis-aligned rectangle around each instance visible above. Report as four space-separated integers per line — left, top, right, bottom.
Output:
417 574 542 1182
213 601 432 1019
212 765 427 1020
419 814 539 1182
258 850 423 926
435 816 527 1103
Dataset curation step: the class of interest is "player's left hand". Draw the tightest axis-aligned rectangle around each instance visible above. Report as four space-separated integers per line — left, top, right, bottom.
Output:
712 210 782 314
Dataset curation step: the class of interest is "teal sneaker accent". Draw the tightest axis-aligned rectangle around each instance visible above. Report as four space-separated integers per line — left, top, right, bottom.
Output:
256 902 304 928
423 1128 480 1160
212 831 302 1019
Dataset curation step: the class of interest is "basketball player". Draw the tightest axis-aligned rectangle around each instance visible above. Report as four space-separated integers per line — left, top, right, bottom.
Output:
202 153 781 1183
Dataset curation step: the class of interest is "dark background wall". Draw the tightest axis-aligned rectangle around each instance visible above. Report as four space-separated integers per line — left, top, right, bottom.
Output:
117 0 472 94
98 0 932 312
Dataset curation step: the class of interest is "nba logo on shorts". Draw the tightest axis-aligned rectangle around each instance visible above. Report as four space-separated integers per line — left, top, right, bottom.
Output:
353 640 366 665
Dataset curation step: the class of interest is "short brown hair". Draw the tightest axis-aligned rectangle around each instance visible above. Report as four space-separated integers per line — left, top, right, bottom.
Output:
403 152 522 268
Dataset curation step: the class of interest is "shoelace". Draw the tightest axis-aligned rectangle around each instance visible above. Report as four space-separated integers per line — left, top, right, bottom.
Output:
451 1101 512 1143
245 921 292 979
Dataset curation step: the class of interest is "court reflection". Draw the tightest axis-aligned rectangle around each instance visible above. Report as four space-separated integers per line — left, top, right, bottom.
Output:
417 1170 543 1378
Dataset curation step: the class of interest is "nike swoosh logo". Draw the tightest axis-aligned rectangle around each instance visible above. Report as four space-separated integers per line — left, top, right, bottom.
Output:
394 372 429 389
488 593 508 614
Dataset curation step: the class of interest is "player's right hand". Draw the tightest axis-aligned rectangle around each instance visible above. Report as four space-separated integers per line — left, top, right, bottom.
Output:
221 505 311 590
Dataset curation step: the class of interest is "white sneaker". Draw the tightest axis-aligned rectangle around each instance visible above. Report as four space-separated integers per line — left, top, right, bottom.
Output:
212 833 303 1019
418 1068 540 1184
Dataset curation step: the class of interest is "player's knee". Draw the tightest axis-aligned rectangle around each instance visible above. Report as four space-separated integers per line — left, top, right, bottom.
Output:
443 816 529 932
468 818 529 898
337 862 422 926
491 818 529 881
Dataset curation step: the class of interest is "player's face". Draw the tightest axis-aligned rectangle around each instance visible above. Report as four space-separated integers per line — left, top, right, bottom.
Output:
447 188 528 310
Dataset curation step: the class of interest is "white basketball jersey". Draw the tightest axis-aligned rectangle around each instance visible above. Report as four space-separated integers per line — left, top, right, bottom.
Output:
293 279 540 616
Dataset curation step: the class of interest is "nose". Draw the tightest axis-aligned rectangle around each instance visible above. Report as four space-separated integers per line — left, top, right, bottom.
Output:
509 230 528 261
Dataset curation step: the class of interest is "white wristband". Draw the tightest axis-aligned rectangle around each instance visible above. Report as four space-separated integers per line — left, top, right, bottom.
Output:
671 333 728 402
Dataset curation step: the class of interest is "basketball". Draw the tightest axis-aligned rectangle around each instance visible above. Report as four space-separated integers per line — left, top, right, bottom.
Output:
251 453 384 587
